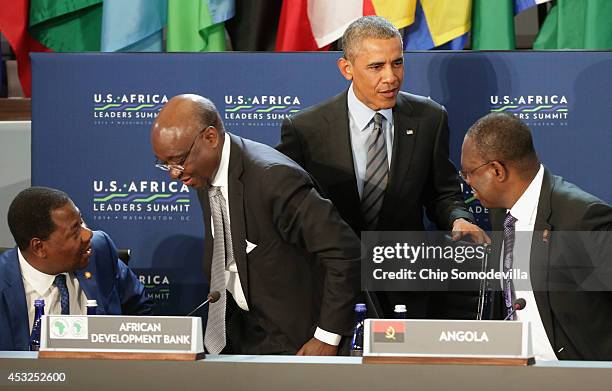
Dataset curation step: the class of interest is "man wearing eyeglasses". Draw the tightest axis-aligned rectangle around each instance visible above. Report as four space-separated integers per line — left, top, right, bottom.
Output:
151 94 361 356
461 112 612 360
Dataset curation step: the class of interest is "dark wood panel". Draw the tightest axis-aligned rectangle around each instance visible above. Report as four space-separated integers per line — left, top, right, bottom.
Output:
0 98 31 121
38 350 205 361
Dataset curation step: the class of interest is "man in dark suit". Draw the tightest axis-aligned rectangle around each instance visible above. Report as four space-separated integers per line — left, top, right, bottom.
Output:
277 16 487 318
151 94 361 355
0 187 153 351
461 112 612 360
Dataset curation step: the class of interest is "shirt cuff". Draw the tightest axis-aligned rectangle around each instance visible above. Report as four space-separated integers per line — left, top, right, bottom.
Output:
314 327 341 346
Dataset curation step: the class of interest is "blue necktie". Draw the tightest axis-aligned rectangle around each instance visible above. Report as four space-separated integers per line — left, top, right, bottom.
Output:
54 274 70 315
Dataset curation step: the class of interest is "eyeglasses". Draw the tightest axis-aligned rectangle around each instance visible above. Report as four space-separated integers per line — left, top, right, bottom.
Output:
154 126 212 174
459 161 495 181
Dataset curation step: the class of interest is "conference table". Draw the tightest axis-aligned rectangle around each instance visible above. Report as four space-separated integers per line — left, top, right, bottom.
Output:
2 352 612 390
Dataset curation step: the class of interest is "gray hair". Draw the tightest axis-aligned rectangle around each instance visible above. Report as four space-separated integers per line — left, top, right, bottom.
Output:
342 16 402 61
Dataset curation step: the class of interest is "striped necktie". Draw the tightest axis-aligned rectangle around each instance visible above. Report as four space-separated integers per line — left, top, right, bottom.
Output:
361 112 388 230
205 186 232 354
503 213 518 320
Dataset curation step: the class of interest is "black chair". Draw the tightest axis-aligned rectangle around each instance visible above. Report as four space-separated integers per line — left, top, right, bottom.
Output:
429 237 491 320
117 249 131 265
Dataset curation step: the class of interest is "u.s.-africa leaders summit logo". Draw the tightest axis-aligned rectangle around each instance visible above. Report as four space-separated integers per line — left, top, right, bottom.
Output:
223 94 302 127
92 179 192 223
489 94 569 127
92 93 168 126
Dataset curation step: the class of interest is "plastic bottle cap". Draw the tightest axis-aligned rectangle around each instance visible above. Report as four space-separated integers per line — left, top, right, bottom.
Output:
355 303 367 312
394 304 407 312
86 300 98 307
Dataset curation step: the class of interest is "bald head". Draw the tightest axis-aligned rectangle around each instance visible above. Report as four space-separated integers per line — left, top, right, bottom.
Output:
153 94 223 141
151 94 225 188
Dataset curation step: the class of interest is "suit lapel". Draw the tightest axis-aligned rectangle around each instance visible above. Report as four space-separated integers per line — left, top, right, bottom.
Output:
379 94 418 226
531 168 555 345
1 250 30 348
322 92 362 228
76 253 101 313
227 134 249 305
197 186 214 281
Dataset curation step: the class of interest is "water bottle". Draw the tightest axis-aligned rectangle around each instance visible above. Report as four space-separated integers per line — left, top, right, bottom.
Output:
29 299 45 351
349 303 367 356
86 299 98 315
394 304 407 319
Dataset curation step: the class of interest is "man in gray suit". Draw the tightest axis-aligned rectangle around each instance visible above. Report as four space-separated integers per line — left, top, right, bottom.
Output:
461 112 612 360
151 94 361 356
278 16 487 318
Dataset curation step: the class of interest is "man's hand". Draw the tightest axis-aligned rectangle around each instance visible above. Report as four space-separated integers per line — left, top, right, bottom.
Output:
451 218 491 244
296 338 338 356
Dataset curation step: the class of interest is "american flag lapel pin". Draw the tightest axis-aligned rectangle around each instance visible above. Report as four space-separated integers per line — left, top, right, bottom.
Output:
542 229 551 243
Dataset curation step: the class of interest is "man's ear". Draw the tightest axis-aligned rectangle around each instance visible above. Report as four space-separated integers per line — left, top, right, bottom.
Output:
337 57 353 81
203 125 219 148
30 238 45 258
491 161 508 182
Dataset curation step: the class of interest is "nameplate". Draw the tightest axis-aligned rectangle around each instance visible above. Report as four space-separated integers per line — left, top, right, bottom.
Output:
38 315 204 361
363 319 533 365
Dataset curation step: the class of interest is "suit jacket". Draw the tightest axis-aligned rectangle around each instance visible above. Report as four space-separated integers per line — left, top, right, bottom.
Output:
0 230 153 351
197 134 361 354
489 168 612 360
278 90 473 319
278 90 472 234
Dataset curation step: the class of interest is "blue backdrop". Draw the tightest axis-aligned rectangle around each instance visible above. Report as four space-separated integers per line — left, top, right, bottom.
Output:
31 52 612 315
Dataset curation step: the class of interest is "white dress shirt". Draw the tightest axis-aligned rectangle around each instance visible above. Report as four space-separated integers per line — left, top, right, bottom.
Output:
501 164 558 361
18 249 87 333
210 133 340 346
210 132 250 311
347 84 394 198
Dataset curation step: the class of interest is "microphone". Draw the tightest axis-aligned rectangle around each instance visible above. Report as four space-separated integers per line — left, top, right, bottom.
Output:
503 298 526 320
186 291 221 316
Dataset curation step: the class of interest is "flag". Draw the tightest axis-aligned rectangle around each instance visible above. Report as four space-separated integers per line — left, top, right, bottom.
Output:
167 0 227 51
0 0 51 97
101 0 167 52
403 0 471 50
371 0 417 30
226 0 283 51
29 0 103 51
472 0 551 50
207 0 235 25
514 0 550 14
276 0 375 51
372 321 405 343
534 0 612 49
471 0 514 50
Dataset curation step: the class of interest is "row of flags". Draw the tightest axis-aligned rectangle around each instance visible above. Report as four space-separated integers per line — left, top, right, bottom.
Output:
1 0 612 97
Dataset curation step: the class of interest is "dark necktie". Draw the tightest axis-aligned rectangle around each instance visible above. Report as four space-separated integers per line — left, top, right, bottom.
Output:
205 186 233 354
53 274 70 315
503 213 518 320
361 113 388 230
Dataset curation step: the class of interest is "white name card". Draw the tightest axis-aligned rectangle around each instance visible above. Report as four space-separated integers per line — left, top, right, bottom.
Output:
363 319 533 365
39 315 204 361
